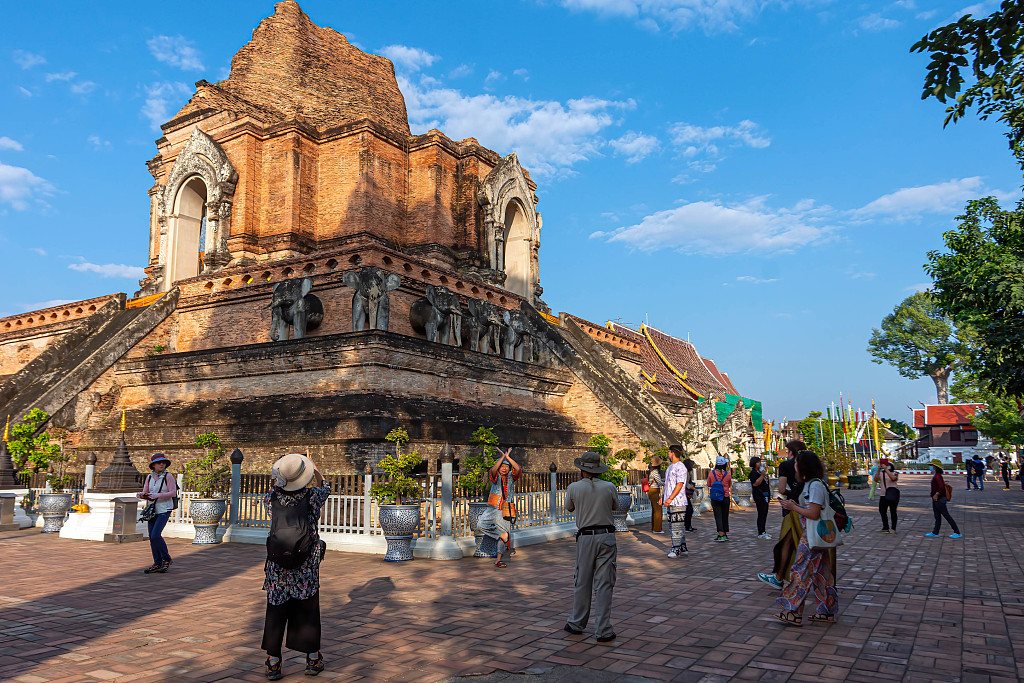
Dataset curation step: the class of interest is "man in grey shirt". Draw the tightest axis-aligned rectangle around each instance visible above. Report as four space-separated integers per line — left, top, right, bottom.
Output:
564 451 618 642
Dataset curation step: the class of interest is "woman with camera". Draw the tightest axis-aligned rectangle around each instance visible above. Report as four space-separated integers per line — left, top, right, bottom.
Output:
136 453 177 574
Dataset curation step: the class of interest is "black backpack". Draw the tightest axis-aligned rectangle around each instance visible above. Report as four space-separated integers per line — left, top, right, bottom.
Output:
267 490 313 570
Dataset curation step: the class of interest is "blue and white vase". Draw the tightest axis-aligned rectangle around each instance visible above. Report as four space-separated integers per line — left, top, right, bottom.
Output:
379 504 420 561
190 498 227 545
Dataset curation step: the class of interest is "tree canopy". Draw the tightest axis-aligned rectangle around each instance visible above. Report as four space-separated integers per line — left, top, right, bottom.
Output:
912 0 1024 169
867 291 968 404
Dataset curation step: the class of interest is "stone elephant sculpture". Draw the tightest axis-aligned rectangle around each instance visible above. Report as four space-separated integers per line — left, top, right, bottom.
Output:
502 308 532 361
342 266 402 331
423 285 463 346
270 277 324 341
465 298 504 354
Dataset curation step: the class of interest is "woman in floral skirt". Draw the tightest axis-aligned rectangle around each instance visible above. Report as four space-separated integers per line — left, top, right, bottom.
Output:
261 454 330 680
774 450 838 627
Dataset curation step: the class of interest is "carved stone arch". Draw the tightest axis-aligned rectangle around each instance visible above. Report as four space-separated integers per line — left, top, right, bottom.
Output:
156 128 238 288
477 153 542 303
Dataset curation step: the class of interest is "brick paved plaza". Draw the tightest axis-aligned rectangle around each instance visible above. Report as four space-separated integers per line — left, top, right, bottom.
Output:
1 475 1022 683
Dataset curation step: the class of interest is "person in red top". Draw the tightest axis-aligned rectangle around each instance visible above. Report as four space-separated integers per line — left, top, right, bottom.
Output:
477 448 521 568
925 459 962 539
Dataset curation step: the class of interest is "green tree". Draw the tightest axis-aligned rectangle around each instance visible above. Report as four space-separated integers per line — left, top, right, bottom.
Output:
867 292 969 404
7 408 61 473
880 418 916 440
460 426 500 494
926 198 1024 397
369 428 422 505
182 432 230 498
911 0 1024 169
950 363 1024 453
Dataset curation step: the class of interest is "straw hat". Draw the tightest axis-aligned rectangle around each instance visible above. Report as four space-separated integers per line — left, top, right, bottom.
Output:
271 453 315 491
930 459 944 471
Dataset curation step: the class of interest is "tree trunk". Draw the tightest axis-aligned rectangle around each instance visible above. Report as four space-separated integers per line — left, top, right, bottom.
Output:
929 367 951 404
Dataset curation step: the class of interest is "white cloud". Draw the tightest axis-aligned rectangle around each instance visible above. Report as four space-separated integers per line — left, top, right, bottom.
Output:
44 71 76 82
853 177 1009 220
608 131 660 163
906 282 932 292
591 196 835 255
141 82 193 130
29 247 46 256
0 162 54 210
87 135 110 150
850 271 876 279
0 137 24 152
557 0 775 33
21 299 74 312
449 64 474 78
13 50 45 69
148 35 204 70
670 119 770 155
70 81 97 95
858 13 901 30
380 44 439 72
736 275 778 284
484 70 505 90
513 68 530 81
18 86 32 97
68 261 146 279
400 74 633 177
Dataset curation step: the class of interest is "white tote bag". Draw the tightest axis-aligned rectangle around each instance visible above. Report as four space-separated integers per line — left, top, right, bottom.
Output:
806 479 842 549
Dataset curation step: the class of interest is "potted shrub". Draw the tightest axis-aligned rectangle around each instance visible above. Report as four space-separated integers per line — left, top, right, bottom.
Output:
589 435 633 531
462 427 499 558
182 432 230 545
730 443 752 508
370 428 422 561
8 410 71 532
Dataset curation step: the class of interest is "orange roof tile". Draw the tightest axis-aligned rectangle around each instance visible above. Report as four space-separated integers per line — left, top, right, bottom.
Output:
923 404 985 427
913 409 925 429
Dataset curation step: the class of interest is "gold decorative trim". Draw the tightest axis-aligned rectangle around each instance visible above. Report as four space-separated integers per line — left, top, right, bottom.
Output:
641 323 704 399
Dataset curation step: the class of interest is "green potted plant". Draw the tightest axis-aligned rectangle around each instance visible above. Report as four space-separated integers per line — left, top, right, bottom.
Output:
463 427 499 558
370 428 422 561
729 442 753 507
8 410 70 532
182 432 231 545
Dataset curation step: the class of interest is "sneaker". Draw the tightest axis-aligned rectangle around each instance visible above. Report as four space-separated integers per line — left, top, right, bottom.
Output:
679 543 688 554
876 528 891 533
949 533 963 539
563 623 583 635
685 527 696 532
596 633 616 643
143 563 162 574
667 549 679 558
924 532 940 537
266 657 283 681
652 530 665 534
757 533 772 540
757 572 783 588
305 652 324 676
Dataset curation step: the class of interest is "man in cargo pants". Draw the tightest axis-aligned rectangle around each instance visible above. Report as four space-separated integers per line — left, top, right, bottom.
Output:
564 451 619 643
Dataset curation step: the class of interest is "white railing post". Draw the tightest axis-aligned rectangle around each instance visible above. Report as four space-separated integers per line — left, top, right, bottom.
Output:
431 444 462 560
175 473 185 523
229 448 243 526
549 462 558 525
83 452 96 492
363 463 372 535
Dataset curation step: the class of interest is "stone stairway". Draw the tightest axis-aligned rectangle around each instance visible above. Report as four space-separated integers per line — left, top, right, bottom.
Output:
0 289 179 427
521 302 687 447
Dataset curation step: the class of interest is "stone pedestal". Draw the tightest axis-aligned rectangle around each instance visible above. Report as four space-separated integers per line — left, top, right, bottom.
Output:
60 492 148 542
103 497 144 543
2 489 33 529
0 492 19 532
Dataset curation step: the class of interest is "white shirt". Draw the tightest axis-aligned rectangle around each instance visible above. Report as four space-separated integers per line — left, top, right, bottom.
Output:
663 461 688 506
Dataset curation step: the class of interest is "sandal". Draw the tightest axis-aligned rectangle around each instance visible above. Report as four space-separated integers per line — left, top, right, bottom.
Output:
508 547 517 556
809 613 836 624
143 563 162 574
775 611 802 627
495 560 508 568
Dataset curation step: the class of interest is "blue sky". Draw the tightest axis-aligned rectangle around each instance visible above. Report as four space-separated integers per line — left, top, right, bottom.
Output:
0 0 1016 423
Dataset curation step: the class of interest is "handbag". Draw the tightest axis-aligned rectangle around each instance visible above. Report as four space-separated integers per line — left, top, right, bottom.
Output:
501 500 518 521
138 473 168 521
806 479 842 549
641 477 650 493
881 471 901 503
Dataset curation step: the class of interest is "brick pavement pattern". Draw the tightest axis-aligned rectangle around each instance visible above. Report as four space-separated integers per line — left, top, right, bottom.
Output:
1 475 1022 682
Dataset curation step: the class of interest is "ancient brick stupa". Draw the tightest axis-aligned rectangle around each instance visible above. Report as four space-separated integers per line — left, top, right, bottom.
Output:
0 2 760 474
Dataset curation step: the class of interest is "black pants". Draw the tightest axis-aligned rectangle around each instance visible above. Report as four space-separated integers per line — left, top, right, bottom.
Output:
753 494 769 535
262 593 321 657
879 497 898 531
711 499 729 534
1003 471 1011 488
931 496 960 534
683 501 694 529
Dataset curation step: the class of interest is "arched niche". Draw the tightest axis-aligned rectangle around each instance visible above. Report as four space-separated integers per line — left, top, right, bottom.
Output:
165 177 207 287
155 128 237 290
503 199 531 298
477 153 542 303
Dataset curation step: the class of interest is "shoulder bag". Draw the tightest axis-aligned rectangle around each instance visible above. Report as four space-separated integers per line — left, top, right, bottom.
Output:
139 474 164 522
882 470 901 503
806 479 842 549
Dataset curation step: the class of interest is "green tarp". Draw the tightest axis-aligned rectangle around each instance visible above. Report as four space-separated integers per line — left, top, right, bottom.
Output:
698 394 763 431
